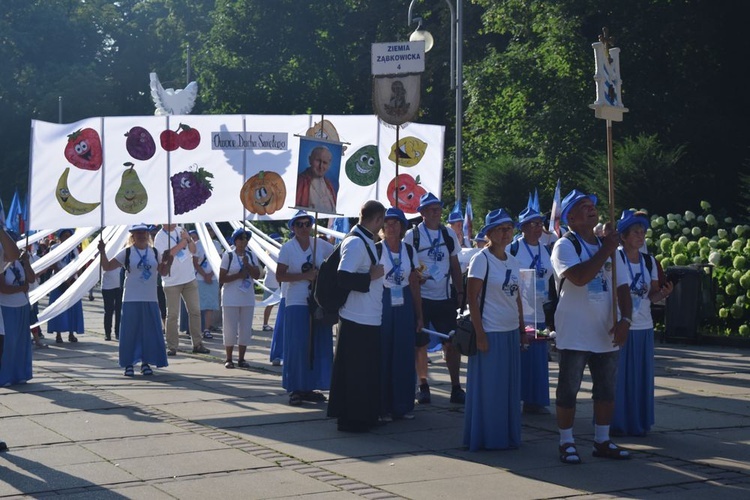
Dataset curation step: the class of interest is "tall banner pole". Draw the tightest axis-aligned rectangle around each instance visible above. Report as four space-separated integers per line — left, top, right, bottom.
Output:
589 27 628 330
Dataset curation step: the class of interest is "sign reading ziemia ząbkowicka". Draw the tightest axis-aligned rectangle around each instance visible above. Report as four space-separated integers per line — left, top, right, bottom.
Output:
371 41 425 75
211 132 288 150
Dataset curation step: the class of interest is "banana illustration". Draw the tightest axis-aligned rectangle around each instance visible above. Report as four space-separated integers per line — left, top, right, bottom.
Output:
55 167 100 215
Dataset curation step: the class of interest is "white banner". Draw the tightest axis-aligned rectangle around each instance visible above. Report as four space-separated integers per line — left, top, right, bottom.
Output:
29 115 445 229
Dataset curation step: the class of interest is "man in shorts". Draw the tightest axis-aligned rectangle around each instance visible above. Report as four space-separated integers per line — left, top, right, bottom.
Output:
550 189 632 464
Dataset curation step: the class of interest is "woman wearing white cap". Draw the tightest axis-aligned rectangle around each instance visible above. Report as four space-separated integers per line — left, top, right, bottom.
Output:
464 208 527 451
98 225 173 377
219 228 260 369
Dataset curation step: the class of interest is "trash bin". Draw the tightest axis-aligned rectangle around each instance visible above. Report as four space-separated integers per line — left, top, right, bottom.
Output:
664 266 702 341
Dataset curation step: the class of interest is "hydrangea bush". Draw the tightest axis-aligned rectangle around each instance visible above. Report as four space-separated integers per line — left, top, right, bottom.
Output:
645 201 750 337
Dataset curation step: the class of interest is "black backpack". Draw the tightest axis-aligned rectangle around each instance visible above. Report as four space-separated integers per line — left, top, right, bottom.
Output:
313 231 381 324
412 224 455 255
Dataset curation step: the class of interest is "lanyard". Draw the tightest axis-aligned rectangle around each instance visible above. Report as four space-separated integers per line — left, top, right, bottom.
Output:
385 242 403 284
574 233 600 260
8 262 24 285
425 225 441 261
133 247 151 270
622 250 646 290
163 229 180 246
522 239 541 273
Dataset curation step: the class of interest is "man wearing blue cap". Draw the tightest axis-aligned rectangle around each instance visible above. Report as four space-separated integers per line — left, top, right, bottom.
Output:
550 190 632 464
404 192 465 405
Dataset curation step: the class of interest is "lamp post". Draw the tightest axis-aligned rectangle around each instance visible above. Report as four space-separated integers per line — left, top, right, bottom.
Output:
408 0 463 203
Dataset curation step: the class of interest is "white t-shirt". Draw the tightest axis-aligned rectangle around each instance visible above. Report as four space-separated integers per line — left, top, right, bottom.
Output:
338 226 384 326
403 223 461 301
264 265 279 290
114 246 159 303
194 239 221 278
508 237 553 326
101 268 121 290
618 249 656 330
0 260 29 307
220 248 258 307
277 237 334 307
468 248 522 332
154 228 195 287
379 241 419 289
551 233 629 353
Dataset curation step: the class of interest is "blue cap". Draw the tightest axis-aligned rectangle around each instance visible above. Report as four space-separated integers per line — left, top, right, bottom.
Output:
447 211 463 223
560 189 598 224
288 209 315 230
617 210 649 233
479 208 514 236
129 224 150 232
230 227 251 244
269 232 283 242
417 192 442 212
384 206 408 227
517 207 543 228
57 228 74 238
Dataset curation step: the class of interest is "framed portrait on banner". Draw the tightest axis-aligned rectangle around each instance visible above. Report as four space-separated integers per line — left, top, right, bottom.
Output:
294 137 343 216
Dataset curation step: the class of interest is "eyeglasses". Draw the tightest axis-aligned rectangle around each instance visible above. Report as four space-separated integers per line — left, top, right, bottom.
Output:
524 221 543 228
294 221 312 228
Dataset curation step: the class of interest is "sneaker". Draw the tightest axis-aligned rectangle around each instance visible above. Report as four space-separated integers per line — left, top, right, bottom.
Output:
262 324 273 331
192 344 210 354
416 385 431 405
450 387 466 404
105 333 112 341
271 358 281 366
202 330 213 339
167 348 177 356
237 360 250 368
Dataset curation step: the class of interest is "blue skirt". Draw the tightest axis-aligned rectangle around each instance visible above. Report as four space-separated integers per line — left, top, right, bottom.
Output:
269 298 286 362
282 304 332 392
46 285 85 334
0 304 33 386
198 279 220 310
612 328 654 436
520 339 550 407
118 302 168 368
464 329 521 451
381 287 416 417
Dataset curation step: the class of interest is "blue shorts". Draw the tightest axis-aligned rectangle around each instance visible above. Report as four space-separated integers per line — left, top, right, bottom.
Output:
555 349 619 408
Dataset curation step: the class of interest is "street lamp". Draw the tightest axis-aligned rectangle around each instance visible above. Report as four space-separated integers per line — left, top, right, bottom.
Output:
407 0 464 203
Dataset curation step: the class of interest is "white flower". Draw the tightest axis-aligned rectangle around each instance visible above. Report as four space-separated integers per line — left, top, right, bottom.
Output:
705 214 717 226
709 251 721 266
684 210 696 221
700 200 711 210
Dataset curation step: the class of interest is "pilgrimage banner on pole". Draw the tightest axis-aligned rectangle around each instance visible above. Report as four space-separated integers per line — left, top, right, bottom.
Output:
28 114 444 230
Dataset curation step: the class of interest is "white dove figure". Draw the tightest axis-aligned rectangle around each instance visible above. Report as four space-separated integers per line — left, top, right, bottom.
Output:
149 72 198 115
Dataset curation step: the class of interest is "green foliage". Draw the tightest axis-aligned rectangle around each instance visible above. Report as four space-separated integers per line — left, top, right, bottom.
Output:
469 155 540 218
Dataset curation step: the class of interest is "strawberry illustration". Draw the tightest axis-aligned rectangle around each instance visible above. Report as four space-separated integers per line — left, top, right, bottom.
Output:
170 167 213 215
64 128 103 171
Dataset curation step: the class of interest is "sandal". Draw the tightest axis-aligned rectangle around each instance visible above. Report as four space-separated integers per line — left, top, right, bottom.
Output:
224 360 235 369
593 440 631 460
559 442 582 464
68 333 78 343
56 334 63 344
141 364 153 376
124 366 134 377
288 392 303 406
237 360 250 368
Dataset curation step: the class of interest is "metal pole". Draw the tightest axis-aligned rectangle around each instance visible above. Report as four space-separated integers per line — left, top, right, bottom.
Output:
454 0 463 204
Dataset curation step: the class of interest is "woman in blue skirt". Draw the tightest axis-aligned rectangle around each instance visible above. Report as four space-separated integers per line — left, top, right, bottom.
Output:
464 209 527 451
378 207 423 420
46 229 85 344
98 225 173 377
612 211 673 436
276 211 334 406
0 249 35 386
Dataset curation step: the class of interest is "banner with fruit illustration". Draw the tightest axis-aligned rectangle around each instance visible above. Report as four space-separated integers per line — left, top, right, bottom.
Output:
28 115 444 230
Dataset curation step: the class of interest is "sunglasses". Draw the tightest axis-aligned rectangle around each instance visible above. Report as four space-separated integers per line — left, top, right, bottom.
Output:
294 221 312 228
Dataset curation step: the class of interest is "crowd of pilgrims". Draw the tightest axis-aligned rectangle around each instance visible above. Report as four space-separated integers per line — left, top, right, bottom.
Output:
0 188 672 459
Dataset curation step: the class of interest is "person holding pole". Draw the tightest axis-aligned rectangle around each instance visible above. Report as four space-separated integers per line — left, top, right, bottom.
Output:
276 210 334 406
550 189 632 464
0 222 21 451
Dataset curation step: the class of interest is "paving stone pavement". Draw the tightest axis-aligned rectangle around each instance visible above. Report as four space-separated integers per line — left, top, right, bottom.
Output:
1 289 749 498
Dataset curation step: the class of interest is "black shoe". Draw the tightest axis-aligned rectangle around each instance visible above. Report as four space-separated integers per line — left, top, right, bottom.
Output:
167 348 177 356
56 334 63 344
68 333 78 343
416 384 431 404
105 333 112 341
0 440 8 452
192 344 210 354
450 386 466 404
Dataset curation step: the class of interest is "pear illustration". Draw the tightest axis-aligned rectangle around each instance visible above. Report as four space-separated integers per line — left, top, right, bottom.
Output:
115 162 148 214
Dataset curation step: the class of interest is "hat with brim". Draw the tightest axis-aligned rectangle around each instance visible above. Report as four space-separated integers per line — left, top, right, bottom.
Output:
288 210 315 230
129 224 150 232
230 227 252 244
417 192 442 212
560 189 598 224
447 211 463 223
617 210 649 233
517 207 543 228
57 228 74 238
479 208 514 236
269 232 283 242
384 207 408 227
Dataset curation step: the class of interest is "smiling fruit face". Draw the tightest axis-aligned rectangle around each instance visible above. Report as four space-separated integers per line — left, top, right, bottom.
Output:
240 171 286 216
387 173 426 213
115 164 148 214
64 128 103 171
388 137 427 167
345 145 380 186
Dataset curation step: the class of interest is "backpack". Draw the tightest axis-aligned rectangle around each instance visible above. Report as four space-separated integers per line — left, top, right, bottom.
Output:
225 249 256 270
375 241 416 272
124 246 158 273
313 231 381 325
617 248 655 279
